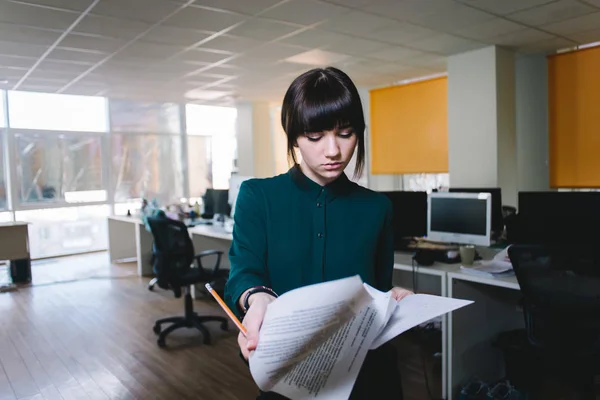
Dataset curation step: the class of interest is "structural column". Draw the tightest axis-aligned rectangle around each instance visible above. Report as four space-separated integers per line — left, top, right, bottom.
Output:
447 45 518 206
235 101 275 178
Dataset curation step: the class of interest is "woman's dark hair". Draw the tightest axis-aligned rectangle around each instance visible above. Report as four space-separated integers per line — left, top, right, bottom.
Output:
280 66 366 179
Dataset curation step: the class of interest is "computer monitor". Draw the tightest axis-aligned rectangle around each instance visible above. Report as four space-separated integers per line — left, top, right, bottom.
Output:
449 187 503 237
517 191 600 245
203 189 230 217
427 192 492 246
380 191 427 250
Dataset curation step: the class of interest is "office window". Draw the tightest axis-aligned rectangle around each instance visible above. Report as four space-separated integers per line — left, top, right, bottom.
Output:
187 135 212 198
0 91 5 128
0 132 5 210
186 104 236 189
15 205 109 259
111 134 184 206
14 133 105 204
8 91 108 132
403 173 450 192
0 212 11 222
109 99 180 134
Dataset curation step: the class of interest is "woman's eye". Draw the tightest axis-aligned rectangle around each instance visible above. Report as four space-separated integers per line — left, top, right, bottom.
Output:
306 135 321 142
339 131 354 138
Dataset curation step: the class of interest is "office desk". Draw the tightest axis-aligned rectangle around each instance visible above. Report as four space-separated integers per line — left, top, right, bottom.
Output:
107 216 154 276
0 222 30 261
447 270 523 399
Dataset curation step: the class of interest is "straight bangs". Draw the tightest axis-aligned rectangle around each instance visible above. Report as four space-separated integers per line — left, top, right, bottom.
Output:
284 74 365 137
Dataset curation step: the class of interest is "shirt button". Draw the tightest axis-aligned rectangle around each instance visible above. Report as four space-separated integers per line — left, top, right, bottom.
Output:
317 233 323 238
316 202 322 208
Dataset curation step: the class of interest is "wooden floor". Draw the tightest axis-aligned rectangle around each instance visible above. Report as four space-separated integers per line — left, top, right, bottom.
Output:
0 253 437 400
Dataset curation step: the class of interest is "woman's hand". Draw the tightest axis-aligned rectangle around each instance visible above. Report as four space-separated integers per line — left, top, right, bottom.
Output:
238 293 276 360
390 286 413 301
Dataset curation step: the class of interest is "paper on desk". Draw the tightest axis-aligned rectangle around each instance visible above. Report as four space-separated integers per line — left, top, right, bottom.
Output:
370 293 473 350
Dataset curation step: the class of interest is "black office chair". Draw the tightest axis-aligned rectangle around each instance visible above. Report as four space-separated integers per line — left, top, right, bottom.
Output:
146 215 229 348
499 244 600 396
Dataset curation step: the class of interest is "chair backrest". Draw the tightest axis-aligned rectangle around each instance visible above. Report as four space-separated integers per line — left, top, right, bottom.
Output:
508 244 600 354
146 215 194 290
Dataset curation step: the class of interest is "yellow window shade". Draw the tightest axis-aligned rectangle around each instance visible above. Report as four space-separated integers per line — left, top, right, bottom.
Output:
548 45 600 188
370 77 448 175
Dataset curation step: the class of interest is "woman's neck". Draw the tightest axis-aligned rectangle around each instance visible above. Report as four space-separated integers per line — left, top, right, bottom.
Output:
298 162 337 186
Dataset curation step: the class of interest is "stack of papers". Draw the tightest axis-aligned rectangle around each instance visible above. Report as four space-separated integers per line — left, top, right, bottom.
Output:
248 276 473 399
460 246 514 278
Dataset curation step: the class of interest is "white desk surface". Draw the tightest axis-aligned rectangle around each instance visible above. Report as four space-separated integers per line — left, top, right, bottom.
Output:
448 270 520 290
189 224 233 241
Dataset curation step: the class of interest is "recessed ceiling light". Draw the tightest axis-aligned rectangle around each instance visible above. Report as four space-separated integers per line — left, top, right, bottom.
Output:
284 49 350 66
0 79 8 84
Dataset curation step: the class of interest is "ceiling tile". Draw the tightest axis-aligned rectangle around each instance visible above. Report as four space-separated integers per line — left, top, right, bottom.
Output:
541 12 600 37
112 42 184 61
491 28 554 47
566 28 600 44
322 0 373 6
456 18 526 41
260 0 350 25
456 0 556 15
47 48 108 63
322 37 390 57
140 26 212 47
74 15 152 40
361 22 440 45
411 34 485 55
0 1 79 30
16 0 97 12
507 0 596 26
27 69 81 80
519 36 578 52
91 0 183 24
580 0 600 7
164 6 247 31
18 84 63 92
321 10 397 36
227 18 301 41
366 46 433 62
0 23 61 46
36 60 94 73
198 34 262 53
58 34 126 53
280 28 347 48
0 40 48 57
0 55 36 69
191 0 283 16
243 43 307 61
177 49 232 64
407 2 495 34
366 0 456 21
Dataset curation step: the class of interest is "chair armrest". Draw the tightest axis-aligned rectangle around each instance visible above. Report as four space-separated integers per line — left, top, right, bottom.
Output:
194 250 224 275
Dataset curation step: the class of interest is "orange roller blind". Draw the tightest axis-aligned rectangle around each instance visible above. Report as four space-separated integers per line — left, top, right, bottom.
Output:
370 77 448 175
548 46 600 188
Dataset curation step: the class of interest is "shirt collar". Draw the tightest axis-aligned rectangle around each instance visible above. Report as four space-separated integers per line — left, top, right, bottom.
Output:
288 164 352 201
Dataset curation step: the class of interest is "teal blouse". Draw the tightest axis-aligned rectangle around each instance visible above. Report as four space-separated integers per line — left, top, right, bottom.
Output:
224 165 394 317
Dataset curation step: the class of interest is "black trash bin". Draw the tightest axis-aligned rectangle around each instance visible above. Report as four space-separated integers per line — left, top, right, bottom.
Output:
10 258 32 284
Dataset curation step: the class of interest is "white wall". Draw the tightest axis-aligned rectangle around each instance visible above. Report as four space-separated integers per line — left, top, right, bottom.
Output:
515 53 550 193
235 101 254 176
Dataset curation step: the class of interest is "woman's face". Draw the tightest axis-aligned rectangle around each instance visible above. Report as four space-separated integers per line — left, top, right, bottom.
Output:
296 127 357 186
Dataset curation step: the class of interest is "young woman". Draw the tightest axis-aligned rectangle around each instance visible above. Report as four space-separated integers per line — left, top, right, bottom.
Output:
224 66 411 399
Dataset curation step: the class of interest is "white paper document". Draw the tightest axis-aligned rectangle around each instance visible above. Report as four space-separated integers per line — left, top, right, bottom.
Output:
248 276 473 400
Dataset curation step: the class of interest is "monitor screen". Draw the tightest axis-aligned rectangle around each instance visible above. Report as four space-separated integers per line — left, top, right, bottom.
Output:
516 191 600 245
380 191 427 250
427 192 491 246
449 187 503 235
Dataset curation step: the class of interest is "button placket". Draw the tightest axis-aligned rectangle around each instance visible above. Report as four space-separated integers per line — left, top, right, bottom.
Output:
314 190 327 279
